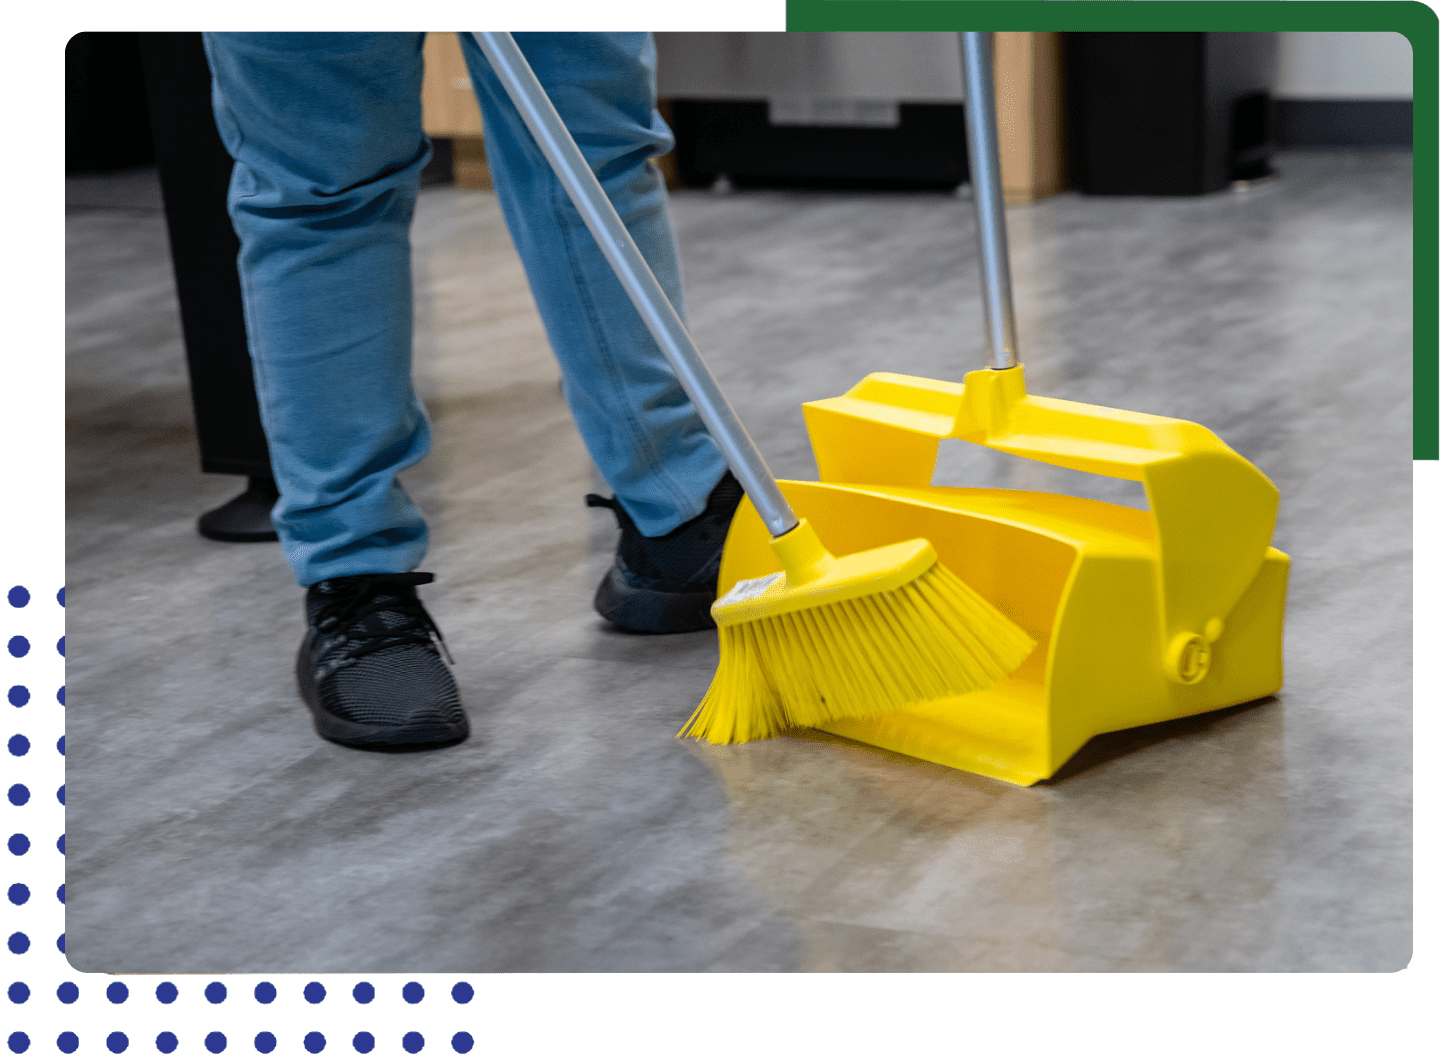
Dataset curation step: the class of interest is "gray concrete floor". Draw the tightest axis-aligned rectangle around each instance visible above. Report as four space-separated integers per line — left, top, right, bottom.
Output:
65 150 1411 972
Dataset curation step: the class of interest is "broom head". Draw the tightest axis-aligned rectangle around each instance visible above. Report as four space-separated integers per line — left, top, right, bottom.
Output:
679 520 1036 743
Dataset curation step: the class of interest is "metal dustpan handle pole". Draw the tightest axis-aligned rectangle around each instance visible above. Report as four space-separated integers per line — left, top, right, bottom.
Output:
472 32 800 539
960 32 1020 371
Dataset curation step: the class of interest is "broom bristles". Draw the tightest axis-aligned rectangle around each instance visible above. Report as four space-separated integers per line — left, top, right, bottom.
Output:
679 559 1035 744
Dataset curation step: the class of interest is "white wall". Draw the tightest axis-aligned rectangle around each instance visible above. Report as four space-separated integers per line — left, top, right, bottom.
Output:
1275 32 1412 99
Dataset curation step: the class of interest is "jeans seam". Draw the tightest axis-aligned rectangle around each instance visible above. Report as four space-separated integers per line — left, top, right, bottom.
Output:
548 168 696 526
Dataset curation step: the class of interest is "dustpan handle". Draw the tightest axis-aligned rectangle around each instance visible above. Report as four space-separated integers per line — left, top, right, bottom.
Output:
472 32 801 539
960 32 1019 371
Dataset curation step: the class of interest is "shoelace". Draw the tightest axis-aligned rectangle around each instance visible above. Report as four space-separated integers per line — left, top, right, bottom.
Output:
313 573 453 665
585 492 626 523
586 473 743 532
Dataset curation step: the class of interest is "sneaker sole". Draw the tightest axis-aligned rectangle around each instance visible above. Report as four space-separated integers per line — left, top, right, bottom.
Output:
295 642 468 748
592 565 717 634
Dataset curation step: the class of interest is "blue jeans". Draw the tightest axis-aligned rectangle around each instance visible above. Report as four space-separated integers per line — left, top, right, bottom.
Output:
202 32 728 586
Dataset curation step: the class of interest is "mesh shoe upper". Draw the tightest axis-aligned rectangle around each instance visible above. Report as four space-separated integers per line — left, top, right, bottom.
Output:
302 573 465 736
587 471 744 593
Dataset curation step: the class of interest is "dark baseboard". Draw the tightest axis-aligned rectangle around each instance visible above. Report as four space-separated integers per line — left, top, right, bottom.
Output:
1275 99 1412 147
668 100 969 191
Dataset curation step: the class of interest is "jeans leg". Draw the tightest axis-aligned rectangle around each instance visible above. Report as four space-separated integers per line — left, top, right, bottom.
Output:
459 32 729 537
202 32 432 586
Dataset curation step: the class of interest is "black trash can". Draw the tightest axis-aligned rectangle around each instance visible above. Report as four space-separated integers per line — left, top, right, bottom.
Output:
1066 32 1279 195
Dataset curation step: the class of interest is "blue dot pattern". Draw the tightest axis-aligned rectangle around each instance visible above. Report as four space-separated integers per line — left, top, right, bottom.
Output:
0 590 509 1054
4 586 83 1039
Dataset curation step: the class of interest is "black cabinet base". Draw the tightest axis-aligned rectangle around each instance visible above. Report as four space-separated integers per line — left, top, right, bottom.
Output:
669 101 969 192
1275 100 1412 147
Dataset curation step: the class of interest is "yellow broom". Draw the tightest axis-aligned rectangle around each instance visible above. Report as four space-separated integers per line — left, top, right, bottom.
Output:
475 32 1035 745
680 521 1035 742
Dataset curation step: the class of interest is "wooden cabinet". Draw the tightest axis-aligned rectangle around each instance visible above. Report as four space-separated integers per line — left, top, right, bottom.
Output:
994 32 1066 205
421 33 491 187
419 31 1067 201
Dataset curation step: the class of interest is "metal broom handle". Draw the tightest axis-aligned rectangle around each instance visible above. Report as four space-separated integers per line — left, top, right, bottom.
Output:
472 32 800 539
960 32 1020 371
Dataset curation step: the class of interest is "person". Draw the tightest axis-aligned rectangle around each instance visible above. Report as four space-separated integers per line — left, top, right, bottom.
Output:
202 31 742 749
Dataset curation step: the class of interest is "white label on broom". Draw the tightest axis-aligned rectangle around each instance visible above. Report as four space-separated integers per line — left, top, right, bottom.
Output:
717 572 784 608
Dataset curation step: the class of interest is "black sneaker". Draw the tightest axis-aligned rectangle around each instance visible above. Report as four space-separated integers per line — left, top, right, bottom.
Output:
586 471 744 634
296 572 468 748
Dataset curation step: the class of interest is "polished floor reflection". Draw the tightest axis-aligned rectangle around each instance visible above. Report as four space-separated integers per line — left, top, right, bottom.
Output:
66 150 1411 972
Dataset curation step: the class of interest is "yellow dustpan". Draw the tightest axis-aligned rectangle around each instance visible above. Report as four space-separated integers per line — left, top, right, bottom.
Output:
714 35 1289 785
